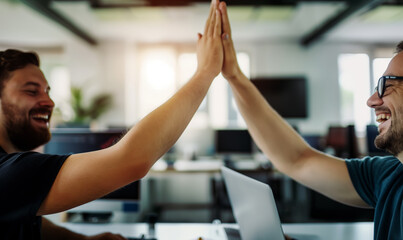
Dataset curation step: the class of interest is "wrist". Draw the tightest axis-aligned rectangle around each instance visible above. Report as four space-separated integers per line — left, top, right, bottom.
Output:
194 68 218 82
223 69 247 83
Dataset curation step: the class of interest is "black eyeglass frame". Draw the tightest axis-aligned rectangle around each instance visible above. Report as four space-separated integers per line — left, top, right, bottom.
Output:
376 75 403 98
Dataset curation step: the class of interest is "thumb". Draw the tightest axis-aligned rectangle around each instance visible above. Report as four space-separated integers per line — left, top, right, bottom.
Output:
197 33 203 40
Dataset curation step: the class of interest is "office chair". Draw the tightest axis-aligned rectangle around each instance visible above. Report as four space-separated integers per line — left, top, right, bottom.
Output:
325 125 359 158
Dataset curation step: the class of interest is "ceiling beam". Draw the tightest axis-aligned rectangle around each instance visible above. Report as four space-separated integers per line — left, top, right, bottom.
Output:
88 0 300 8
300 0 385 47
21 0 98 46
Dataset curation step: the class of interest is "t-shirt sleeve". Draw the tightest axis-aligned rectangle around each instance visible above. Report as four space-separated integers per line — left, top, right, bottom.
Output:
345 156 397 207
0 152 68 222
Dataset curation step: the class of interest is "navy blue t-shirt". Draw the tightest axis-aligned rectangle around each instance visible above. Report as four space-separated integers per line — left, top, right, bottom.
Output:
0 148 68 240
346 156 403 240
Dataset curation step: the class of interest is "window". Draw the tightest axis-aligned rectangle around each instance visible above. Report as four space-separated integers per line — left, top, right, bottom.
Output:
338 54 371 135
373 58 391 87
136 45 250 128
47 66 72 122
39 53 72 125
138 47 176 119
208 53 250 128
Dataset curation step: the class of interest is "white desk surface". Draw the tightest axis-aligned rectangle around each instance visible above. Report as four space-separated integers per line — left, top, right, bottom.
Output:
60 222 374 240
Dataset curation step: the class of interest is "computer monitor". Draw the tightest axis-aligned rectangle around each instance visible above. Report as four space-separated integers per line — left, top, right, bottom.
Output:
215 129 253 155
44 128 140 222
251 77 307 118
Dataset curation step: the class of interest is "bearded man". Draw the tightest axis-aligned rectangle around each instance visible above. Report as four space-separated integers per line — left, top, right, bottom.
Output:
0 0 224 238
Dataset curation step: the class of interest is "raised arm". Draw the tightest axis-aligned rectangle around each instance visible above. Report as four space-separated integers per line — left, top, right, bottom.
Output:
37 0 223 215
218 1 367 207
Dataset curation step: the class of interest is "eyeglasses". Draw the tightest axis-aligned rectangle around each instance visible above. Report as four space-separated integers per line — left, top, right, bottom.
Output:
375 75 403 98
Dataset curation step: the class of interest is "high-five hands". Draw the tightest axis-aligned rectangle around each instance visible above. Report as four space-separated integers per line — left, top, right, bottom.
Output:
196 0 223 80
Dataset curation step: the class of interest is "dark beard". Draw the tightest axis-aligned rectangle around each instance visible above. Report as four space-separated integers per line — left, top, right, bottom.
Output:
375 121 403 156
2 101 51 151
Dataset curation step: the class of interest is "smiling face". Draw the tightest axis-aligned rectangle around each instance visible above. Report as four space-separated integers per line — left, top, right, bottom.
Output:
0 64 54 151
367 51 403 156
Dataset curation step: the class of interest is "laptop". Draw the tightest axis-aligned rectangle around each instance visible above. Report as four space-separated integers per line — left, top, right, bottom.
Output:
221 166 320 240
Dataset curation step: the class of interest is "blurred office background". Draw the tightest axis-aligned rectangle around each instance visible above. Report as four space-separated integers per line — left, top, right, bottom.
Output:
1 0 401 224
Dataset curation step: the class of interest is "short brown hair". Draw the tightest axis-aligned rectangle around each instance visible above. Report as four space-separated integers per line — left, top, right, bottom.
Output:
396 41 403 53
0 49 40 96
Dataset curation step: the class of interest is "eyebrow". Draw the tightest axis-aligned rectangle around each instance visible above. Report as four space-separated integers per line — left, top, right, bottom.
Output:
22 81 51 92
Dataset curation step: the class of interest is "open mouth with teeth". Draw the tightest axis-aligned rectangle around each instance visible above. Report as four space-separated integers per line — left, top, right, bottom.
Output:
31 113 51 127
376 113 391 133
376 114 390 123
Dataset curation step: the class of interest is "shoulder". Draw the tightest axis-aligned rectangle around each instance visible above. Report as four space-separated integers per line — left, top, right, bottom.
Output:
344 156 400 207
0 152 69 222
346 155 399 175
0 151 69 178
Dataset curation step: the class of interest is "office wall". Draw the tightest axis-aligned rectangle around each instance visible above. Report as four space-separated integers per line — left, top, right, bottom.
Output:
245 41 372 134
78 40 375 136
0 38 380 144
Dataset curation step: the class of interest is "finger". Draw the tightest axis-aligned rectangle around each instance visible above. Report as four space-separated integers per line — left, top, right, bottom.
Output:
214 9 222 38
219 1 231 36
208 7 217 37
204 0 217 36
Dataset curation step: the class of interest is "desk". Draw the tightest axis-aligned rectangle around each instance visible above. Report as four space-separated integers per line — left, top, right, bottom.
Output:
147 159 274 222
150 159 263 173
59 222 374 240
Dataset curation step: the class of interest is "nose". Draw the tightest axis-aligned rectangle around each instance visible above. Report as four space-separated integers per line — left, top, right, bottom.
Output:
38 93 55 108
367 91 383 108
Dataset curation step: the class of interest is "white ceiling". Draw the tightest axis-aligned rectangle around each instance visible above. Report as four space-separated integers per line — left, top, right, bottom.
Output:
1 0 403 47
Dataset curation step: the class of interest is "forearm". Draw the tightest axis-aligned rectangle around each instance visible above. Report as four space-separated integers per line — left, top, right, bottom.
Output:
42 217 87 240
228 74 312 174
117 72 214 172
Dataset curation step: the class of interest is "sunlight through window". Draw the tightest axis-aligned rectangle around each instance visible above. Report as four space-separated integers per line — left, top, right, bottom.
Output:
338 54 370 135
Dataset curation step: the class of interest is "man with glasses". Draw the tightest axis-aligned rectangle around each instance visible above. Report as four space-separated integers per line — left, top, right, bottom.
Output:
217 1 402 239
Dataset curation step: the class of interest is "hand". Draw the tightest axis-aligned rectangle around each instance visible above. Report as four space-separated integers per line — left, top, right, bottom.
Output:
219 1 244 81
195 0 223 79
84 232 127 240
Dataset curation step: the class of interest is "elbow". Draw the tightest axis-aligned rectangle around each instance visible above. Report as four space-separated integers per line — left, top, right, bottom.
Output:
276 146 316 175
295 146 318 166
127 152 155 180
136 161 152 179
113 141 158 180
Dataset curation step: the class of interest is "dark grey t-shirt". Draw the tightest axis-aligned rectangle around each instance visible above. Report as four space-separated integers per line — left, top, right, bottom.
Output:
346 156 403 240
0 148 68 240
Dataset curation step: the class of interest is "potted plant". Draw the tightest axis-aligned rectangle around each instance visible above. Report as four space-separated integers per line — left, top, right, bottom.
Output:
57 86 113 128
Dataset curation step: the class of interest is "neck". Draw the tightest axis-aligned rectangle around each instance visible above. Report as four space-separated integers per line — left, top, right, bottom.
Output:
396 152 403 164
0 126 19 153
0 141 19 153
